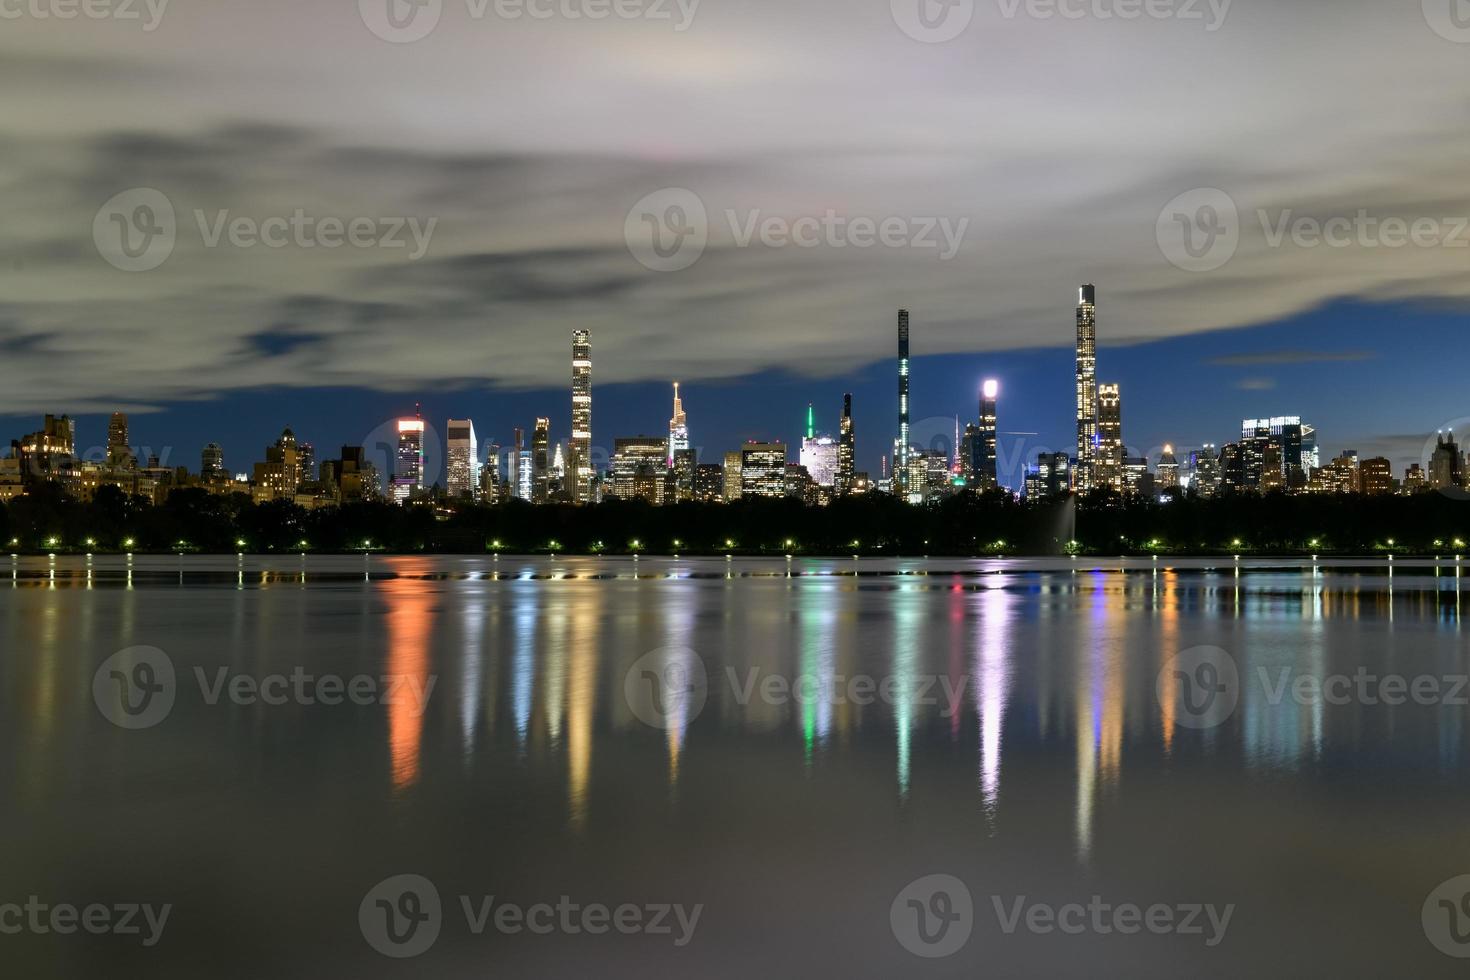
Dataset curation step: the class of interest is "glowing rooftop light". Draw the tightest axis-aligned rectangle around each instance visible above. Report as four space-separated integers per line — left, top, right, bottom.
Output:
982 379 999 400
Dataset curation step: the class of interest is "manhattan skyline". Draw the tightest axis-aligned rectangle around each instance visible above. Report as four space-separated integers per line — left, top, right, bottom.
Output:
3 294 1451 489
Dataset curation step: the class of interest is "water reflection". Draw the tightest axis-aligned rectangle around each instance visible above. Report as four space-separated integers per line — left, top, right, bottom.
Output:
4 556 1469 870
381 567 435 794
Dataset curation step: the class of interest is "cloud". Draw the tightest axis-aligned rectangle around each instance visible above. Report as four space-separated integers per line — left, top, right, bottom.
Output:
1207 350 1377 367
0 0 1466 418
1234 378 1277 391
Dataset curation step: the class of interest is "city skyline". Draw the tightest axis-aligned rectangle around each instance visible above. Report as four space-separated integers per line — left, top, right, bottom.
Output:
2 288 1461 504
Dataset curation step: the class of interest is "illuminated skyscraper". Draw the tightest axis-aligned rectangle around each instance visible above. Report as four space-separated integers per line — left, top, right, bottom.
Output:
836 393 855 494
741 442 787 498
446 419 478 499
509 427 525 500
976 379 998 489
532 417 551 503
668 382 689 466
570 330 592 503
1193 444 1222 497
393 412 425 504
723 450 743 501
1075 285 1098 491
1157 445 1179 492
896 310 910 497
107 412 131 467
1096 382 1123 492
799 404 840 487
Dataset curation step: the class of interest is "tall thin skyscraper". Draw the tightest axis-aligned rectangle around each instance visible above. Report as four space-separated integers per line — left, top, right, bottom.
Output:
1075 285 1098 492
107 412 130 467
977 379 998 489
532 417 550 503
446 419 478 499
836 393 855 494
570 330 592 503
668 382 689 465
393 408 425 504
510 426 525 501
897 309 910 498
1097 382 1123 492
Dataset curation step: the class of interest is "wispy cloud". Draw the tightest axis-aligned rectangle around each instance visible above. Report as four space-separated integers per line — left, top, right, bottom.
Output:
1207 350 1377 367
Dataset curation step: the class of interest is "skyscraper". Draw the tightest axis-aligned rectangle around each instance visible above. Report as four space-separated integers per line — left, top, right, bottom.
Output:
570 329 592 503
723 450 743 501
107 412 131 467
1157 445 1179 492
509 427 525 501
1097 382 1123 492
897 310 910 498
799 404 840 487
393 412 425 504
201 442 225 482
976 379 998 489
668 382 689 466
1075 285 1098 491
532 417 550 504
1430 430 1464 491
741 442 787 498
836 393 855 495
446 419 478 499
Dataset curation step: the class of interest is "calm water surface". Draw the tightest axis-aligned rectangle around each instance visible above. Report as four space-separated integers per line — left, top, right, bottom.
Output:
3 555 1470 977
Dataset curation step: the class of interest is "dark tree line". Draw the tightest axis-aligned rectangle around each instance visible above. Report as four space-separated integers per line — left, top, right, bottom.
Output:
1 482 1467 555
